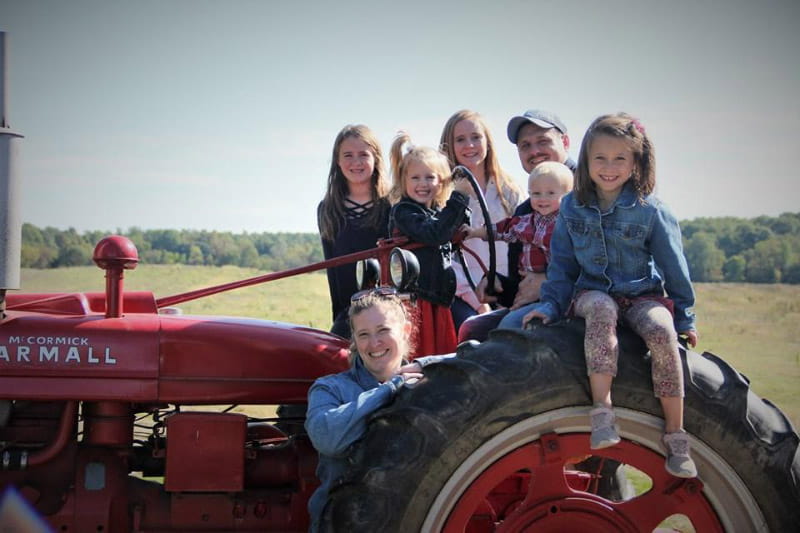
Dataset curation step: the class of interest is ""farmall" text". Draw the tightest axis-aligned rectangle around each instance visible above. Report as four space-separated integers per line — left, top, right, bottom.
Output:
1 335 117 364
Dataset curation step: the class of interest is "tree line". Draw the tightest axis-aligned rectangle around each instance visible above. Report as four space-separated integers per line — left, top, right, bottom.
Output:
19 212 800 283
20 225 322 272
681 212 800 283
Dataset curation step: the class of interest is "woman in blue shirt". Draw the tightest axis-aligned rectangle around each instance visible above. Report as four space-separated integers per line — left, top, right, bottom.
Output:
523 113 698 479
304 289 450 531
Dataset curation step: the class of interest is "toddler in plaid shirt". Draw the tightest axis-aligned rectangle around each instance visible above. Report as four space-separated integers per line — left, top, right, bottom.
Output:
464 161 573 276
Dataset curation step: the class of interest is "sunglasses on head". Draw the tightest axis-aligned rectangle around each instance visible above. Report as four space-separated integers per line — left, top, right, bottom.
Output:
350 286 399 303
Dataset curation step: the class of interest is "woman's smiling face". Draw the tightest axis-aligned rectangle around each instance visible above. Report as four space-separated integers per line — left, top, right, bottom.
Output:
452 118 488 171
352 304 408 382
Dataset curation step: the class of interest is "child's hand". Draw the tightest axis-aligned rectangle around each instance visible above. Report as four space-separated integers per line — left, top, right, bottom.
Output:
451 224 469 244
453 175 473 196
460 224 478 240
462 225 487 241
476 275 503 304
522 309 548 327
680 329 698 348
511 272 545 309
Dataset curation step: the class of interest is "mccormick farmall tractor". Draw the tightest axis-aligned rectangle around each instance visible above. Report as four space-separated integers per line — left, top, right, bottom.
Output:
1 33 799 532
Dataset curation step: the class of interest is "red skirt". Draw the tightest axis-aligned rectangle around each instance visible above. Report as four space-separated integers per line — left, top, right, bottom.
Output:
407 299 458 359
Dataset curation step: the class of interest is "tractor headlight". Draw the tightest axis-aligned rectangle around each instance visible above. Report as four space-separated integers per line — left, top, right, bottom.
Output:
389 248 419 291
355 258 380 290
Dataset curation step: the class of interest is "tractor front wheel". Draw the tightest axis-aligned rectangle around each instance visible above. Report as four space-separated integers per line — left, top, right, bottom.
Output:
322 322 799 532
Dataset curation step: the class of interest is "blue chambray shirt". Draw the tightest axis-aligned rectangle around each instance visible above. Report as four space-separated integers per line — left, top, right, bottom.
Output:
304 354 448 532
534 182 696 333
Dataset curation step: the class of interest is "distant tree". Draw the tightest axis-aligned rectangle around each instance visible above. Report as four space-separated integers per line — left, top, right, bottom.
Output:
767 213 800 236
207 232 239 266
722 255 746 282
783 263 800 284
140 249 166 264
744 237 792 283
21 223 46 245
187 244 204 265
54 227 83 250
239 241 260 268
126 227 152 254
20 243 57 268
684 232 725 282
84 230 110 249
719 222 773 258
147 229 184 253
56 244 92 267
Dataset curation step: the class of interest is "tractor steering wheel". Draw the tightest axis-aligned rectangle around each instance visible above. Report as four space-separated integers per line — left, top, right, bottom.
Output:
451 165 497 299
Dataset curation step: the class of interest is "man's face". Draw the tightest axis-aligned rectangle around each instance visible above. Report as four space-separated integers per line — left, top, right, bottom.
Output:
515 123 570 173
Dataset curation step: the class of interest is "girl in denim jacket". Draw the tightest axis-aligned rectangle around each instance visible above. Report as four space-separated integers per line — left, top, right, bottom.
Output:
522 113 698 478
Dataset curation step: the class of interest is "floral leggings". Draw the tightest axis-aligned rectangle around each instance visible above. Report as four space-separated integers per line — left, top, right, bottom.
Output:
574 290 684 398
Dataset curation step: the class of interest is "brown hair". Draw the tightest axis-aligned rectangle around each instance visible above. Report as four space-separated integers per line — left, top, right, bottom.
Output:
389 131 452 209
347 292 414 365
574 112 656 206
318 124 388 241
439 110 520 216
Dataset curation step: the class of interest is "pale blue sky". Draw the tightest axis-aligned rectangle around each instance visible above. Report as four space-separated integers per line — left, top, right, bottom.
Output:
1 0 798 233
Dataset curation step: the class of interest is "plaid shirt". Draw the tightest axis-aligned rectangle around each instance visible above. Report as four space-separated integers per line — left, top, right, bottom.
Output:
494 210 558 273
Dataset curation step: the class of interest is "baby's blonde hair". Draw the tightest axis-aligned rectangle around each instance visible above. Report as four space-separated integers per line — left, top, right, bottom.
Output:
528 161 574 193
389 131 453 208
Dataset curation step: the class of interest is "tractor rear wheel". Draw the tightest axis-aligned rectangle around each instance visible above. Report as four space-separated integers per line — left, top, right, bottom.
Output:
322 321 800 532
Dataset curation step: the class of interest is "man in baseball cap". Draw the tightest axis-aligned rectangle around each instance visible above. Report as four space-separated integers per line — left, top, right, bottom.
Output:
506 109 573 174
507 109 568 140
459 108 575 342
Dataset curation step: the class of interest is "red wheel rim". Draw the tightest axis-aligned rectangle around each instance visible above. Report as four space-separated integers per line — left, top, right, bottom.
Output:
442 433 723 532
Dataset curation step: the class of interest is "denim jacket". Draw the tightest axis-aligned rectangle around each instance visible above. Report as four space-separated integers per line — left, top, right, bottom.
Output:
305 354 450 531
535 182 696 332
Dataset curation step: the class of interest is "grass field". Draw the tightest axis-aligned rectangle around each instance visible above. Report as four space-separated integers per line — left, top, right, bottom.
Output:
17 265 800 429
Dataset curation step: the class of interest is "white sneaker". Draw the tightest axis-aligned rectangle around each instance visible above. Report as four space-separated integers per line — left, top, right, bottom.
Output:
590 405 621 449
662 431 698 478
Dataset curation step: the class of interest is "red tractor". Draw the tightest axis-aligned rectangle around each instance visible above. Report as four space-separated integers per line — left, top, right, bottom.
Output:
1 32 798 532
1 231 799 532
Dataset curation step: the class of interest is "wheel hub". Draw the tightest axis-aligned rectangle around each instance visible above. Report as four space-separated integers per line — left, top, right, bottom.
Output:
497 497 638 533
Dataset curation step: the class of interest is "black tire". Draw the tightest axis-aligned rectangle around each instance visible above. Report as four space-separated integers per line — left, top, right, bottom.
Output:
322 320 800 532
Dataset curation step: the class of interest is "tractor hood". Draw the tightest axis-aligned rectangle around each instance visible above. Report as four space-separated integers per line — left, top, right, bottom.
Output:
0 291 350 404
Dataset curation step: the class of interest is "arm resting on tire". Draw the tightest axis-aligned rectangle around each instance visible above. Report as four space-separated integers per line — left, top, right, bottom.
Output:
305 379 397 458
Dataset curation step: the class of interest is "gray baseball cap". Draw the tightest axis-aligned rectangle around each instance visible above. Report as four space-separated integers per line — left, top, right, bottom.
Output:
507 109 567 143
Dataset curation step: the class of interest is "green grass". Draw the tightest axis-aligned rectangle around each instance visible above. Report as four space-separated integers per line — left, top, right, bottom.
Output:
693 283 800 429
17 266 800 429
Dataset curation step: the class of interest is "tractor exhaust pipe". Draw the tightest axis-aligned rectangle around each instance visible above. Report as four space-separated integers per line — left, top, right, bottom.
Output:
0 31 25 316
